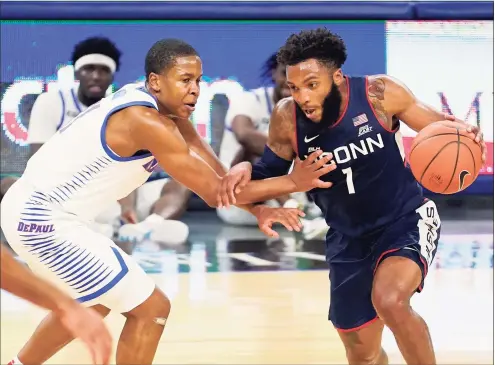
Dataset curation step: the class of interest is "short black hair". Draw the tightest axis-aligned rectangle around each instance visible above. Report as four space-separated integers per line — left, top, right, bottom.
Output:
145 38 199 79
277 28 347 70
260 52 279 82
71 37 122 71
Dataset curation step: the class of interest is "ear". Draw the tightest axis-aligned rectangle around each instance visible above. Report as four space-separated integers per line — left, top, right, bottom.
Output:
333 69 344 86
147 73 161 92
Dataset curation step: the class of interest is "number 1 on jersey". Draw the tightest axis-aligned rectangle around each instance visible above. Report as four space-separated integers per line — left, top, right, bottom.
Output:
342 167 355 194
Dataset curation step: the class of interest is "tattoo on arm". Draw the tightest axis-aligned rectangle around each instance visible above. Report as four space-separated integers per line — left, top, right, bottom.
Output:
368 77 397 130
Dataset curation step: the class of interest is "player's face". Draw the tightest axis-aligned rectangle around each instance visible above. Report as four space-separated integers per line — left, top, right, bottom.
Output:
153 56 202 119
286 59 343 123
272 63 291 99
76 64 113 101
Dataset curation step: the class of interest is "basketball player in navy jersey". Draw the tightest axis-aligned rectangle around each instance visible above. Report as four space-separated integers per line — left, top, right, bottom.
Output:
219 28 486 364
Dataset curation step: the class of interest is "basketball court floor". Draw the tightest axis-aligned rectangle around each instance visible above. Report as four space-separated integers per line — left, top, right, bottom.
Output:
1 208 493 364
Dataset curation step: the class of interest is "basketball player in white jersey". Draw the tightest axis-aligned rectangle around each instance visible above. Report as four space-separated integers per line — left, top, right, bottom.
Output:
0 36 189 247
1 245 112 365
218 53 328 239
1 38 334 365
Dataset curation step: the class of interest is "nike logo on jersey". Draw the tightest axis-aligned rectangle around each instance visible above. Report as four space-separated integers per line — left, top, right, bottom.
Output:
304 135 320 143
358 125 373 137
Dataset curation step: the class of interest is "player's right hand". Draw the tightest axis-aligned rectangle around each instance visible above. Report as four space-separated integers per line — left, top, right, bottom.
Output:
217 161 253 208
289 150 336 191
58 303 112 365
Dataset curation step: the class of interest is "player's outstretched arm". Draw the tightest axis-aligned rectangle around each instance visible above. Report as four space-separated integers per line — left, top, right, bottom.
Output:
174 117 306 235
370 75 486 163
217 98 336 207
0 244 112 365
132 107 333 208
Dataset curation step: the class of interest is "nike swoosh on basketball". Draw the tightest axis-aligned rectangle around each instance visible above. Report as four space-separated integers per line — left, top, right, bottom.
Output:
304 135 320 143
458 170 470 191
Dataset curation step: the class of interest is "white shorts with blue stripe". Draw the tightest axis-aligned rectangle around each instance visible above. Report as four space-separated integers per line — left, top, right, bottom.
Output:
1 181 155 313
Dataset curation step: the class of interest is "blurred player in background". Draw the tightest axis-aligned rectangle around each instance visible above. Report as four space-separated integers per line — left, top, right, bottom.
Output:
1 38 330 365
1 244 112 365
217 52 328 239
219 28 486 365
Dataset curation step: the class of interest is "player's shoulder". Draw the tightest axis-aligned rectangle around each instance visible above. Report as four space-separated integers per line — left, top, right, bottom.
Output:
33 87 65 105
273 96 295 120
249 86 273 100
232 87 264 105
109 82 159 110
367 74 408 92
367 74 413 106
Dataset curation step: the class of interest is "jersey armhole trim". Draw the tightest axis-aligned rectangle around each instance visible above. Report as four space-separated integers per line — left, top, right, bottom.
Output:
55 90 66 131
136 86 159 108
100 101 157 162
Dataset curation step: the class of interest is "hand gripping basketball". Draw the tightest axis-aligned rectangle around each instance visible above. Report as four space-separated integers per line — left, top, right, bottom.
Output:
409 119 484 194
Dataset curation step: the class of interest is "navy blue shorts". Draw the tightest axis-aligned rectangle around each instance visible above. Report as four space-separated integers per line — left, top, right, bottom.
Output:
326 200 441 332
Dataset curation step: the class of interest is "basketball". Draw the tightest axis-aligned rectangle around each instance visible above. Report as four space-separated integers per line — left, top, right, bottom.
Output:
409 121 483 194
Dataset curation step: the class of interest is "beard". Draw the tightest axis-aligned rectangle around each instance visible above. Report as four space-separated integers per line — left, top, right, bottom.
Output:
318 82 343 129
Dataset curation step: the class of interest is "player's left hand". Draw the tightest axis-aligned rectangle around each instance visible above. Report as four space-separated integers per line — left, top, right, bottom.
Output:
252 204 305 238
445 114 487 164
217 161 253 208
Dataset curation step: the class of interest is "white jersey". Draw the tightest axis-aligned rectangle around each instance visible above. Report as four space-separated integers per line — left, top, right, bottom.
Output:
27 85 89 144
19 83 159 221
219 86 275 167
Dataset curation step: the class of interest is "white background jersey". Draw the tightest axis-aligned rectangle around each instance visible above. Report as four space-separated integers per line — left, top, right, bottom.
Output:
219 86 275 167
20 83 159 221
27 85 89 144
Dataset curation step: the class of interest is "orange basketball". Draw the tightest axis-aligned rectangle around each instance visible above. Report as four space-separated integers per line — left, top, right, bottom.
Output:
408 121 482 194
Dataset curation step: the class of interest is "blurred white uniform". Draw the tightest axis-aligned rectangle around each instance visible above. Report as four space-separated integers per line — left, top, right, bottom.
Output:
1 84 158 311
28 85 87 145
217 86 277 225
218 86 274 169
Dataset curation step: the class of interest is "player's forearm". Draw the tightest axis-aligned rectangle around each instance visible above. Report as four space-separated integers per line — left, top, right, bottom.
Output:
189 137 260 213
234 175 297 205
0 245 75 314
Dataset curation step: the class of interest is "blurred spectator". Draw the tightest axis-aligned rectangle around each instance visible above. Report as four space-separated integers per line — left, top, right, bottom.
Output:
216 53 328 239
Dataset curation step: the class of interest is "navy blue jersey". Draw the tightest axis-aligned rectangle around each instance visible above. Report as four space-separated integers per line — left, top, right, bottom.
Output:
295 76 424 237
